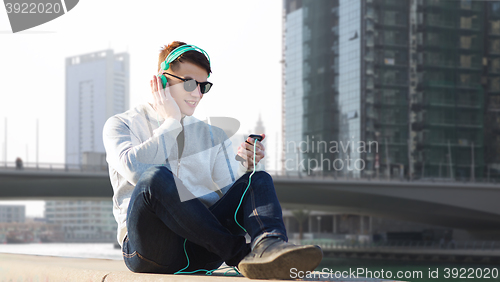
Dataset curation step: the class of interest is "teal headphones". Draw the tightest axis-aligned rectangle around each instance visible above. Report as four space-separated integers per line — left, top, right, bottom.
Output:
158 44 211 88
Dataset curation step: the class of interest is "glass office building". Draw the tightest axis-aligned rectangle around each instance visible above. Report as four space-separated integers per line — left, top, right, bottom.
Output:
65 50 130 168
283 0 339 173
283 0 500 180
57 50 129 242
485 1 500 180
338 0 362 176
411 0 485 180
284 1 305 171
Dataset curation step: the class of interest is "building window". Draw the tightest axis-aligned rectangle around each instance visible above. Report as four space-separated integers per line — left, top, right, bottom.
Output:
460 55 471 68
492 3 500 19
384 11 397 25
491 39 500 53
461 0 472 10
491 58 500 73
491 21 500 35
491 77 500 91
460 74 471 86
460 17 472 29
461 36 472 49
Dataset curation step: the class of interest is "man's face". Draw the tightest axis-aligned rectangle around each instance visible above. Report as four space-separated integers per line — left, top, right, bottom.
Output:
166 61 208 117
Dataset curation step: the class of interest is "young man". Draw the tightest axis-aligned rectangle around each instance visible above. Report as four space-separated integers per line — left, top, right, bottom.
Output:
102 41 322 279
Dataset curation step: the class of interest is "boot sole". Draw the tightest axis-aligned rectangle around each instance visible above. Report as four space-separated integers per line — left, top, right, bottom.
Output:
238 245 323 280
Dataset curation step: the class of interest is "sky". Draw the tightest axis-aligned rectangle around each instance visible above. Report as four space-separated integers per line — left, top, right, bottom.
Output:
0 0 283 217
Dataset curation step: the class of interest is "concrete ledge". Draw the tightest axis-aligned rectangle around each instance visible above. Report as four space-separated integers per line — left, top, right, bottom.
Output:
0 253 125 282
0 253 401 281
0 253 248 281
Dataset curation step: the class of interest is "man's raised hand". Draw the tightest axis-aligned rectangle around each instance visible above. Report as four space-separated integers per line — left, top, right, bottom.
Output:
150 74 182 121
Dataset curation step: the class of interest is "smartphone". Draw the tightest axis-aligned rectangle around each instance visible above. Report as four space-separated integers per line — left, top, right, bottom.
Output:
235 134 263 162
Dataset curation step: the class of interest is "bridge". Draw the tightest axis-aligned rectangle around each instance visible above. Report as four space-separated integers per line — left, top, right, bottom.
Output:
1 162 500 234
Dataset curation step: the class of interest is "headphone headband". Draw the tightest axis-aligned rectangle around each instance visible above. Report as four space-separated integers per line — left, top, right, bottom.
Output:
160 44 211 78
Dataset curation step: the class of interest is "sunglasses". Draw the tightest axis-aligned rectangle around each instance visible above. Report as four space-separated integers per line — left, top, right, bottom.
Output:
162 72 213 94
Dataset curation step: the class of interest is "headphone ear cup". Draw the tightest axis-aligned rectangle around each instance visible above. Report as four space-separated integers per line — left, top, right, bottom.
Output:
161 61 169 71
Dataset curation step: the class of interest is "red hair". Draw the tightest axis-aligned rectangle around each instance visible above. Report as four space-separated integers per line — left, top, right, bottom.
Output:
157 41 211 76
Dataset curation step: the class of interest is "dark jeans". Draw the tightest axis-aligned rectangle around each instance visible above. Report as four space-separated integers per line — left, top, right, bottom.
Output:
122 166 287 274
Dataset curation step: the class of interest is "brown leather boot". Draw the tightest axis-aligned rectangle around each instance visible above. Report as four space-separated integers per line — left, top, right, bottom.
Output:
238 237 323 280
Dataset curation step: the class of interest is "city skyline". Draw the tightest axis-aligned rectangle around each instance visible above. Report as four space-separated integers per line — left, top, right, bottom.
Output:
3 0 500 215
1 3 500 276
0 0 282 168
0 0 282 216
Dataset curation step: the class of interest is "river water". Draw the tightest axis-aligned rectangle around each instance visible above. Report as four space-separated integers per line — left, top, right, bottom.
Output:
0 243 499 282
0 242 122 260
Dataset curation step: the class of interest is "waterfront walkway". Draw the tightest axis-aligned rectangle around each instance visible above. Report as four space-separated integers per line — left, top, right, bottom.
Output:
0 253 400 281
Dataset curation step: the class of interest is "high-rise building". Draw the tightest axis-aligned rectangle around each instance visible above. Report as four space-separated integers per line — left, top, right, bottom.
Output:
65 49 129 168
283 0 339 173
61 49 128 242
484 2 500 180
283 0 500 180
0 205 25 223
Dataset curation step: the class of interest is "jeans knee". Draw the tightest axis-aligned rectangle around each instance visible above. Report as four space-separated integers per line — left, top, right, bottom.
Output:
136 166 178 197
249 171 273 187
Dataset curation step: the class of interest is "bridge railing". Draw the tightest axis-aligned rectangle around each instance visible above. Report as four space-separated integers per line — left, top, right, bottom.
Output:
294 239 500 251
0 161 108 173
0 161 499 184
268 170 500 185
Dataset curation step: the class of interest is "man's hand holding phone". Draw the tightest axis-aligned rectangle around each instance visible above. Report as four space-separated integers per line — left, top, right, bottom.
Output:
236 134 266 170
150 74 182 122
